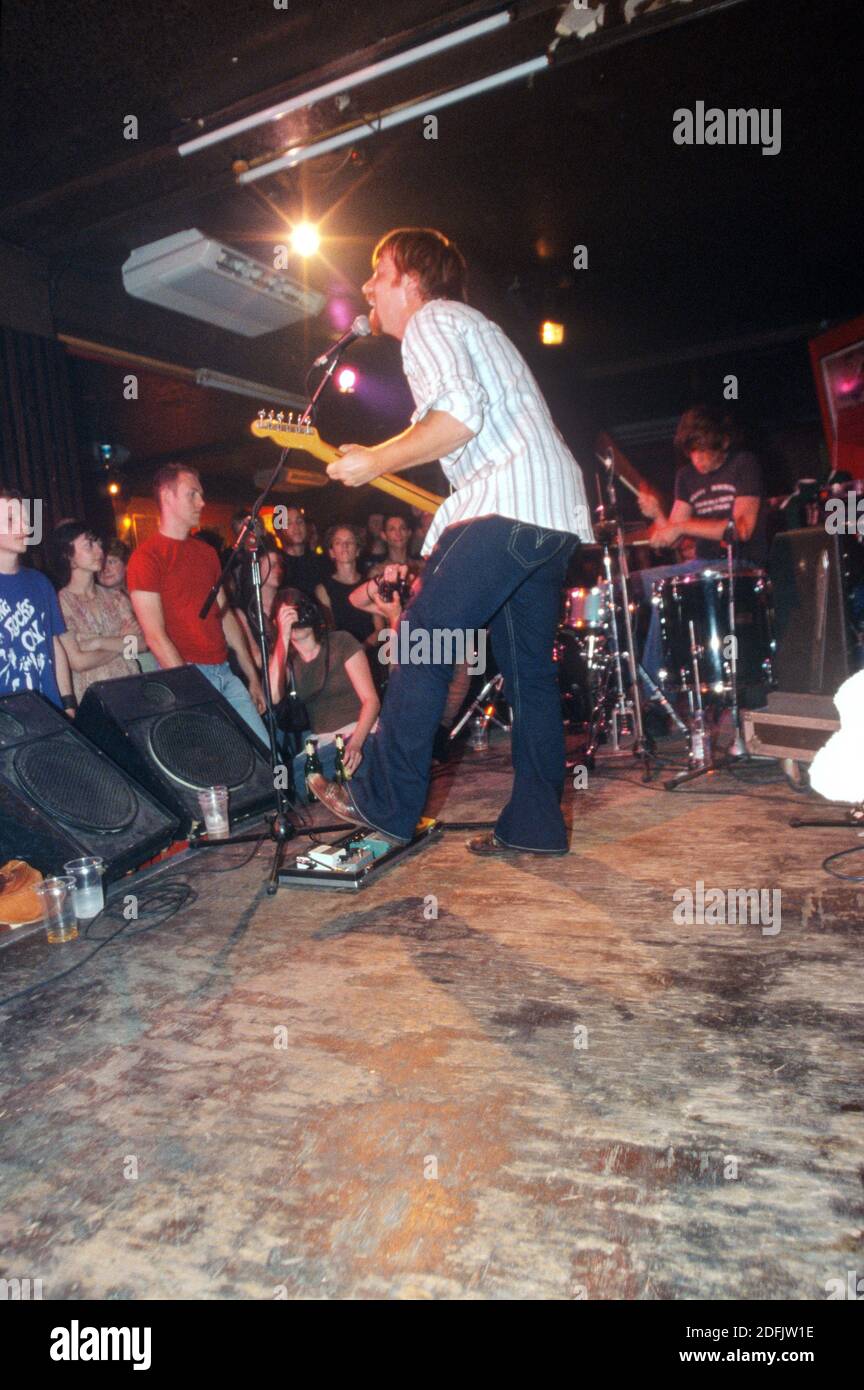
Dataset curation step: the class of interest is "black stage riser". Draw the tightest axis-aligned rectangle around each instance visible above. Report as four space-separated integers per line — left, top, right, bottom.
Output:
76 666 275 836
0 693 180 882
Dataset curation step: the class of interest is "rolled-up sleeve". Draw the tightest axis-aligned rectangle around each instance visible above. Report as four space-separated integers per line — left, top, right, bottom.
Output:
404 304 487 435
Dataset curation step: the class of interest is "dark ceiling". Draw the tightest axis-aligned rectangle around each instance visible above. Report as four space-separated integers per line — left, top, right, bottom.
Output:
1 0 862 517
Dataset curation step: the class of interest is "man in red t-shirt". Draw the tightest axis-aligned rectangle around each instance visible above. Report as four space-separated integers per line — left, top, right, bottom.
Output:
127 465 268 744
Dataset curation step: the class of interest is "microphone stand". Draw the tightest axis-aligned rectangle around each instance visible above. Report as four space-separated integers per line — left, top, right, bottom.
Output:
193 350 354 891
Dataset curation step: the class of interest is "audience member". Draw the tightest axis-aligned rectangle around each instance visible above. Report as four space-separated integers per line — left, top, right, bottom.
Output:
314 525 380 650
51 520 148 702
126 464 268 742
0 489 74 713
269 589 379 801
233 542 285 669
367 514 422 581
278 506 326 597
98 538 131 592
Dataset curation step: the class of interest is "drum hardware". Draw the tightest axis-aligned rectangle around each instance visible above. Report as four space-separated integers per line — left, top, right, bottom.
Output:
566 464 661 772
450 673 511 741
636 661 689 735
597 457 655 779
665 528 757 791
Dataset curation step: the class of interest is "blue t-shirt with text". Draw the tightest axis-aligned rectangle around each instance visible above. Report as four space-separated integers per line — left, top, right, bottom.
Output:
0 568 66 708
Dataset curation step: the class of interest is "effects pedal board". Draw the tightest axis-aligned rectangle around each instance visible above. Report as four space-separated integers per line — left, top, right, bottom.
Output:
278 817 441 891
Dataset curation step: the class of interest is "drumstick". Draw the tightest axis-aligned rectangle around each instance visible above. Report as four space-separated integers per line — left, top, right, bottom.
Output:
595 453 642 499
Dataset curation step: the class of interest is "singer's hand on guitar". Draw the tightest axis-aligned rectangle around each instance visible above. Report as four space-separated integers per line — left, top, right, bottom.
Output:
638 487 663 521
328 445 382 488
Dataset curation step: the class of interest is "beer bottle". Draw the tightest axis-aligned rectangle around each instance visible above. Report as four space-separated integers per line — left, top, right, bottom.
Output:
334 733 348 784
304 737 323 801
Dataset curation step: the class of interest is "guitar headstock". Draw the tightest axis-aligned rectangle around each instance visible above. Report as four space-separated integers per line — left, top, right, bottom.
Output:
250 409 335 465
251 409 315 438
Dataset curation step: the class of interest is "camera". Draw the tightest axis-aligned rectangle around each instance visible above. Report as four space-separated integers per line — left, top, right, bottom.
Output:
377 576 412 606
293 599 321 630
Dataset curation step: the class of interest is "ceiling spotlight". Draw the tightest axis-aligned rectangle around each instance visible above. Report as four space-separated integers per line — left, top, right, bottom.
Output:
540 320 565 346
290 222 321 257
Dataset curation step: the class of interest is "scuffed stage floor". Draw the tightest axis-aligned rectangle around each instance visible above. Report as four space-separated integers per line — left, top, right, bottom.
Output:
1 735 862 1300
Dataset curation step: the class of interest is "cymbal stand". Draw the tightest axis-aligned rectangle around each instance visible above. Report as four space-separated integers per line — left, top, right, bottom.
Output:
600 460 655 780
450 673 511 739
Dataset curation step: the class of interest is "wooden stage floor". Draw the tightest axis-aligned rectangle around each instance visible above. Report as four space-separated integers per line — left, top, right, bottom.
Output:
1 734 862 1300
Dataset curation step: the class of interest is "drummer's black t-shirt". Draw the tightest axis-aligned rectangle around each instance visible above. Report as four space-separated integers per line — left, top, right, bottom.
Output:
674 450 767 565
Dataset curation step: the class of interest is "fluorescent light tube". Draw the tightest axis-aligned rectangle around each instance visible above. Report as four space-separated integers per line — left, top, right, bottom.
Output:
179 11 511 156
237 54 549 182
195 368 307 409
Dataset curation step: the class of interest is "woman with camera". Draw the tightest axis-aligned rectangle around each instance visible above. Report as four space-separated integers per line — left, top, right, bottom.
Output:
268 588 380 802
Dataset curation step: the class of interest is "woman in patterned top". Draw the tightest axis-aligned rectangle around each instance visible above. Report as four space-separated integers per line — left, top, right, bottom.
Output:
50 521 149 702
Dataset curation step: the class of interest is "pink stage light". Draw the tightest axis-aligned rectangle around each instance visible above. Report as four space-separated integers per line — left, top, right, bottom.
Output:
337 367 357 394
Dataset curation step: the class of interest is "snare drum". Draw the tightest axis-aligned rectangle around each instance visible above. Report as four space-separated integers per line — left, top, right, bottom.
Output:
562 584 609 631
654 568 774 693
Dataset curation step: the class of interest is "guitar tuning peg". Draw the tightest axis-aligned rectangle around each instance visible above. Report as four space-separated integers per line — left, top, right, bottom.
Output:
287 411 294 423
276 411 284 422
258 409 265 419
268 409 275 420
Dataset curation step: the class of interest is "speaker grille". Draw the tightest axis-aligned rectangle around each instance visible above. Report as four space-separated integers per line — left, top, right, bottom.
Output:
14 734 139 833
0 709 25 742
148 709 256 791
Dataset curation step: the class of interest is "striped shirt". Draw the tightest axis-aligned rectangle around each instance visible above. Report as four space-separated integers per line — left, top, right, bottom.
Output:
401 299 594 555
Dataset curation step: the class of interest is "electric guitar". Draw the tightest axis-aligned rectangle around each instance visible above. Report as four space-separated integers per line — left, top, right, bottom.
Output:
251 411 444 515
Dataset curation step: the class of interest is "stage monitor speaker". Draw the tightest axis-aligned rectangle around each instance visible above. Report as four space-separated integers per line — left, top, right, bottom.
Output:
0 693 180 882
768 528 855 696
76 666 275 835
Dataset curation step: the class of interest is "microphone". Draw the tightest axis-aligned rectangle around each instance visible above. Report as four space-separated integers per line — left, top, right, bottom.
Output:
313 315 371 367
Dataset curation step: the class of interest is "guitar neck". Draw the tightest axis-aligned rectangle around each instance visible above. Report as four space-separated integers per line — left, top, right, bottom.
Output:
251 416 445 514
313 440 441 513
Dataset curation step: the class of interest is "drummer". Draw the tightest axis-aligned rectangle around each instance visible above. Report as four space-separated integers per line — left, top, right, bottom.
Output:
634 405 767 685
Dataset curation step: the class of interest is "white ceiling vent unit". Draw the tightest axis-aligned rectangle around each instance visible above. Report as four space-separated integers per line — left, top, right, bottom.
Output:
121 229 326 336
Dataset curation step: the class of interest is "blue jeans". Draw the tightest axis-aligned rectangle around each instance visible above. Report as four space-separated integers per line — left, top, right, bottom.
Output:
195 662 269 746
346 517 576 850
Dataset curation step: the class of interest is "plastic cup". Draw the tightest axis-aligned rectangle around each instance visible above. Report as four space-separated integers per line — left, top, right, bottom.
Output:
63 857 106 920
197 785 230 839
35 876 79 943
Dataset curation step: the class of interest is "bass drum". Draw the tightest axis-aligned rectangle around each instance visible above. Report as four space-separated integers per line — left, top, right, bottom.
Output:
655 568 774 695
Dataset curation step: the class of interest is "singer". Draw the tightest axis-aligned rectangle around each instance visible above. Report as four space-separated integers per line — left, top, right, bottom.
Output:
309 226 593 855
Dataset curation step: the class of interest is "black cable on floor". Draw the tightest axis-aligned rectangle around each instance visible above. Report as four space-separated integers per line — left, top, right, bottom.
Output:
0 881 197 1009
202 835 267 871
821 843 864 882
